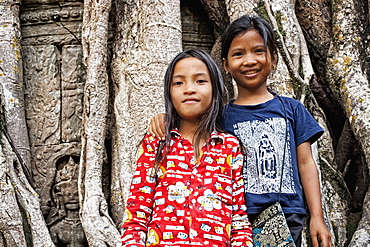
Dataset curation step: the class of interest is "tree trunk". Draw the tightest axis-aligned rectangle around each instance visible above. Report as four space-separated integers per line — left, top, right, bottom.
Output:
325 0 370 245
79 0 120 245
0 134 28 246
0 135 54 246
0 0 54 246
0 0 32 185
109 0 182 225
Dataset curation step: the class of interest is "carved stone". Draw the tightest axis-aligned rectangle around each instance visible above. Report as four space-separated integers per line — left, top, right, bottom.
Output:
20 2 83 46
61 45 85 142
23 44 61 146
47 156 87 246
21 2 86 245
181 0 215 53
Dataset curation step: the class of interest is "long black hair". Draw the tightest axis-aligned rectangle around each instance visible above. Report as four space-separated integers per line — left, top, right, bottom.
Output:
221 15 278 64
154 50 228 166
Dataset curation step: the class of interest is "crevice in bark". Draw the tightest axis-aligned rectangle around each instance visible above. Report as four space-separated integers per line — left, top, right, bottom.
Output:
16 183 33 247
295 0 347 147
103 138 112 204
0 233 5 246
354 0 370 83
346 212 362 246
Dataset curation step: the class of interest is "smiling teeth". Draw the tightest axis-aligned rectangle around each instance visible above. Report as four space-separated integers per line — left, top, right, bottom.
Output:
244 70 258 74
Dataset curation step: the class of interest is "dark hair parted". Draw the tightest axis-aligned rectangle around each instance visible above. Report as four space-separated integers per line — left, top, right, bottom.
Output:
155 50 228 165
221 15 278 64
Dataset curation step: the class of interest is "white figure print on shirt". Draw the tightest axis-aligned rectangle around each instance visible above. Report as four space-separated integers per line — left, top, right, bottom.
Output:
234 117 295 194
258 134 277 179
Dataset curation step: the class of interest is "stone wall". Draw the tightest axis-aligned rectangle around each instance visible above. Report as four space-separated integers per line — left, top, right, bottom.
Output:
181 0 215 53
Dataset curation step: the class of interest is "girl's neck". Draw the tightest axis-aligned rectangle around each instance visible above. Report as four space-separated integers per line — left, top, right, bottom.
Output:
234 88 274 106
179 119 200 144
178 119 207 153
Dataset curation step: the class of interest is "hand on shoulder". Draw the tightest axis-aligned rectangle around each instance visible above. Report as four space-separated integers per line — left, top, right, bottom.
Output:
148 113 166 140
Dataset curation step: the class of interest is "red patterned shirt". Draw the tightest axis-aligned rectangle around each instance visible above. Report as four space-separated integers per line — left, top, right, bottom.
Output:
121 130 252 247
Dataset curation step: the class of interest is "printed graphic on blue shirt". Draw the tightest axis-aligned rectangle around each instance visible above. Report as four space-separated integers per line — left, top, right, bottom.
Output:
233 117 295 194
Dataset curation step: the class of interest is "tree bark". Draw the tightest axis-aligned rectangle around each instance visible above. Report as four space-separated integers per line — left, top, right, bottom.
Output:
109 0 182 226
0 0 32 185
0 136 54 246
325 0 370 245
79 0 120 245
0 0 54 246
0 135 27 246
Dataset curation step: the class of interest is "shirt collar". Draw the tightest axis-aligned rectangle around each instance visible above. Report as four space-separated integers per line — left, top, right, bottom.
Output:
170 128 224 145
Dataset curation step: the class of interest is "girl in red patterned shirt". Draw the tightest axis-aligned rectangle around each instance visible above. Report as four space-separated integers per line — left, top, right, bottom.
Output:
121 50 252 247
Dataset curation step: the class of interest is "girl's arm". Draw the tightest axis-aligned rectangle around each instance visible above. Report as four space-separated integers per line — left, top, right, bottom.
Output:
148 113 166 140
297 141 332 247
230 150 253 246
121 134 158 247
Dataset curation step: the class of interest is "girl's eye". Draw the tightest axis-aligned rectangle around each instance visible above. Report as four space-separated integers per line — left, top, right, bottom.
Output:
255 48 266 53
197 80 207 84
232 52 243 57
172 81 183 86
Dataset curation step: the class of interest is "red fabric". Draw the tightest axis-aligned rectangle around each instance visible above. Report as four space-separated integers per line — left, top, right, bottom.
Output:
121 130 252 247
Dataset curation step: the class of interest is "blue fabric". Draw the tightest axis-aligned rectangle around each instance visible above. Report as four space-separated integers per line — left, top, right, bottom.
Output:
222 94 324 215
285 213 305 247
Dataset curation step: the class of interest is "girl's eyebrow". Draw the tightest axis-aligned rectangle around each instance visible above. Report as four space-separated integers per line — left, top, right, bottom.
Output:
254 44 266 48
230 44 265 51
193 72 209 77
229 47 243 52
172 73 209 78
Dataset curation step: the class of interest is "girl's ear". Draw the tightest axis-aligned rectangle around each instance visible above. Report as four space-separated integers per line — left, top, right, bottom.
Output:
272 53 278 68
222 58 229 74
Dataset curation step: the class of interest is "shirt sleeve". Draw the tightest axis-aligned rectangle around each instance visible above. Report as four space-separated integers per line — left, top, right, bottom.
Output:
121 133 159 247
230 145 253 247
292 100 324 146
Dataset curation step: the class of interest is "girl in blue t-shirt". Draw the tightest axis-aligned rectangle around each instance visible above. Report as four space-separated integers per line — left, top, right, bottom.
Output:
149 16 331 247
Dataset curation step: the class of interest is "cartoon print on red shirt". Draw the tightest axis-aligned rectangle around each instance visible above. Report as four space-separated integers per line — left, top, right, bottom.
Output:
121 130 253 247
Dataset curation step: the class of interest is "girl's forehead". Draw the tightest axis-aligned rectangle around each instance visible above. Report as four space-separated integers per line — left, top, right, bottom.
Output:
230 30 265 48
176 57 203 65
173 57 209 73
239 29 263 40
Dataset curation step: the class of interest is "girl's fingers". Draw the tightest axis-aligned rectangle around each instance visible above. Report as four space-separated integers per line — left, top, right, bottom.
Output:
149 113 166 140
311 235 319 247
156 113 166 140
320 233 332 247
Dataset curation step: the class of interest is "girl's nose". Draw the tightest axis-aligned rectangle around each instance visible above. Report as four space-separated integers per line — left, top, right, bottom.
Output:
243 54 257 65
184 84 196 94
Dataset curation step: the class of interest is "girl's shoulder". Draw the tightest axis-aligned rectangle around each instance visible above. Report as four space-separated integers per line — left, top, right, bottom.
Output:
142 132 161 146
278 95 306 111
278 95 301 105
214 131 241 145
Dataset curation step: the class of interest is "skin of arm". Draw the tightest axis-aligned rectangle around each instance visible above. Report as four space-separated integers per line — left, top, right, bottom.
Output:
297 141 332 247
148 113 166 140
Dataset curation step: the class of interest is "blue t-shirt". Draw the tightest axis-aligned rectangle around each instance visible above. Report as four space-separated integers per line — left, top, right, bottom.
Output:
222 94 324 215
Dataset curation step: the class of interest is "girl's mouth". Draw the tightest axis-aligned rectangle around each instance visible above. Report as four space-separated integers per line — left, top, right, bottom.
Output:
242 70 259 75
183 98 200 103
